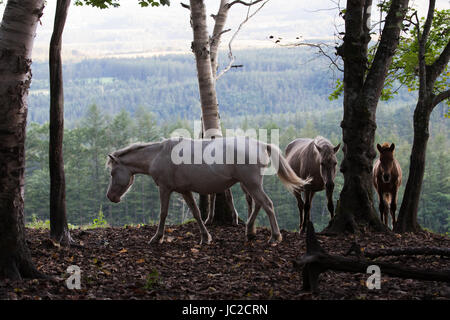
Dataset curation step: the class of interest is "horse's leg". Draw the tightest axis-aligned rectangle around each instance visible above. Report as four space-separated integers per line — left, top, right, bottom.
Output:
204 194 215 225
149 186 172 244
246 202 262 241
224 188 239 226
241 183 253 220
376 187 386 226
301 190 314 234
326 185 335 219
181 191 212 245
391 189 398 229
294 190 304 232
242 182 282 243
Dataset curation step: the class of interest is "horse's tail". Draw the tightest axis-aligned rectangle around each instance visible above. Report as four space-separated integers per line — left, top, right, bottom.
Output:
266 144 311 193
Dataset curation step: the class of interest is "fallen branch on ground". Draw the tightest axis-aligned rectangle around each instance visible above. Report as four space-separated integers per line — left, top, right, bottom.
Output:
292 222 450 293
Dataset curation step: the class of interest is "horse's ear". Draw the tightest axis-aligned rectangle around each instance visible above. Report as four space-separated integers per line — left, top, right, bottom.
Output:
314 142 322 153
108 154 120 164
376 144 382 153
333 143 341 154
390 143 395 152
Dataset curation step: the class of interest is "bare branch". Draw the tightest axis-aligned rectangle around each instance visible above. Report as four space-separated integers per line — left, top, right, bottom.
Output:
274 40 344 73
227 0 264 8
211 28 231 41
180 2 190 10
216 0 270 80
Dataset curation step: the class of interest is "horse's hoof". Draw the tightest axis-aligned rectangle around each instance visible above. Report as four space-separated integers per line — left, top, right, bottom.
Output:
149 235 164 244
268 234 282 243
201 234 212 245
246 233 257 241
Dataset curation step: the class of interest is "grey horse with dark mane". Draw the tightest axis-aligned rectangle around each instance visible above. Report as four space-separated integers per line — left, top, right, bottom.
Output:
105 136 310 244
285 136 340 233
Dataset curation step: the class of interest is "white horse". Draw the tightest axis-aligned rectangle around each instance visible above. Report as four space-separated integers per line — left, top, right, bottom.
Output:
106 136 310 244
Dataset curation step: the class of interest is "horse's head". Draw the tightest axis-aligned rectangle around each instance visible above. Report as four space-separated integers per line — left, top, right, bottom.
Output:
377 143 395 183
106 154 135 203
314 141 340 191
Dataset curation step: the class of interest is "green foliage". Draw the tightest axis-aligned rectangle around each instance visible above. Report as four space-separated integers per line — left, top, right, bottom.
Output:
143 268 160 290
26 214 50 229
330 5 450 105
88 206 109 228
385 8 450 101
74 0 169 9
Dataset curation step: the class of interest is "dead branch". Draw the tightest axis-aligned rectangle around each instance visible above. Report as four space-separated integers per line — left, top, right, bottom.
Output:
180 2 190 10
293 222 450 293
274 40 344 73
227 0 265 8
346 242 450 258
216 0 270 80
211 28 232 41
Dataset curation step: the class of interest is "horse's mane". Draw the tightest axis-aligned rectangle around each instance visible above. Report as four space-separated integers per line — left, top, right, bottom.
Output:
106 142 156 168
292 137 325 167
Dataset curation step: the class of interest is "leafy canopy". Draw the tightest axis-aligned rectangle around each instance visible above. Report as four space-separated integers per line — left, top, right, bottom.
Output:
74 0 170 9
330 4 449 106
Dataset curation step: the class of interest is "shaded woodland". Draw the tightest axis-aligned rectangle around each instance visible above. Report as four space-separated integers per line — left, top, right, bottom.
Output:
0 0 449 301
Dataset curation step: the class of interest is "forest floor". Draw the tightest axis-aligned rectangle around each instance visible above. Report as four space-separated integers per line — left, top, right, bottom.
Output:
1 222 449 300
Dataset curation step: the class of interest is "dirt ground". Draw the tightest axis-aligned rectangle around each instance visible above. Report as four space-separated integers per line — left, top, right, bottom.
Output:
1 222 449 300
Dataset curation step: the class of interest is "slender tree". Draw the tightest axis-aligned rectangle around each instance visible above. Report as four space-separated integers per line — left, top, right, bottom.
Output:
325 0 410 233
0 0 46 279
186 0 267 225
49 0 72 246
395 2 450 233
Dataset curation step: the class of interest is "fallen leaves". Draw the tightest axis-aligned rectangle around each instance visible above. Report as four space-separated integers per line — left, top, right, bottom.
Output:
2 223 448 300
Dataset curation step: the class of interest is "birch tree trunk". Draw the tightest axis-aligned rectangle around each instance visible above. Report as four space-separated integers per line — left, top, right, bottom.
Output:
190 0 222 138
49 0 72 245
189 0 235 224
0 0 46 279
325 0 409 233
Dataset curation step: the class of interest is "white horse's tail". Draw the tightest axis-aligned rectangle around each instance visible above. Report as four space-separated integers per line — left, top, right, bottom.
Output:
266 144 311 193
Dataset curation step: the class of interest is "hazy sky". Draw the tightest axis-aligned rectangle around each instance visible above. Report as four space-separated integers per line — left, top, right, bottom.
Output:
1 0 449 60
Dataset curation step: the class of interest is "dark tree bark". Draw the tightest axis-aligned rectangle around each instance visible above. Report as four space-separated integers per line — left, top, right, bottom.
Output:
49 0 72 245
395 0 450 233
0 0 46 280
325 0 409 234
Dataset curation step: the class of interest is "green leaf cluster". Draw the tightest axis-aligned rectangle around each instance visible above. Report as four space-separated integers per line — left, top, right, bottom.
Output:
74 0 170 9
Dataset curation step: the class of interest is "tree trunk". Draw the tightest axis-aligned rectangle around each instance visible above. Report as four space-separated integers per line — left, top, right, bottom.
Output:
326 0 409 234
189 0 234 224
395 103 431 232
395 1 450 233
49 0 72 245
209 0 229 79
0 0 46 280
189 0 221 137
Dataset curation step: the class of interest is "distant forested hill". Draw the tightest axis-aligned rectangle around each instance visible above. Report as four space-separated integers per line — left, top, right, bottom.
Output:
29 48 417 124
25 48 449 234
